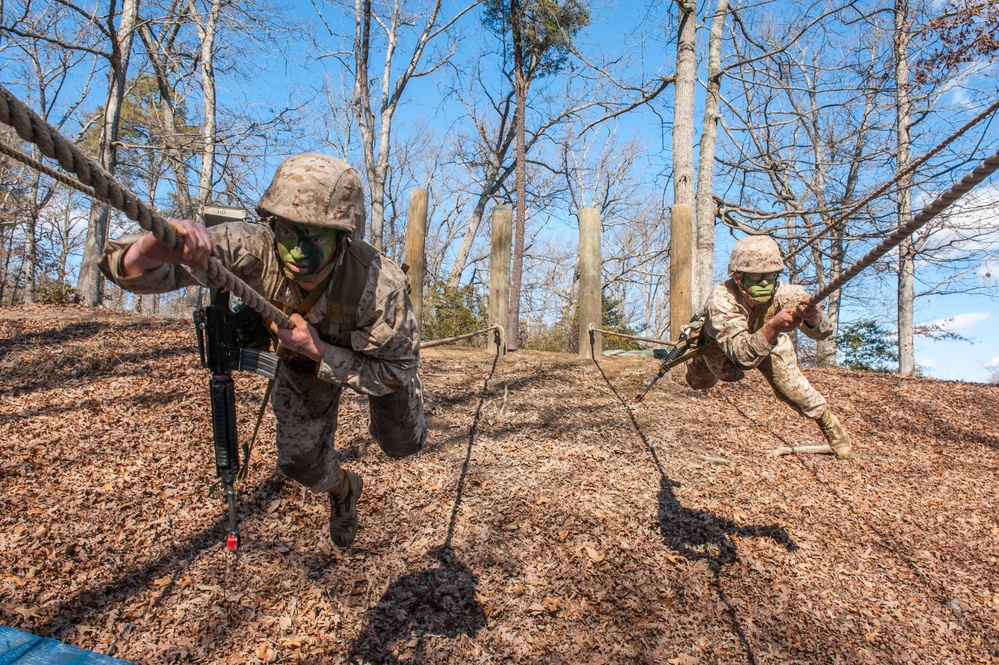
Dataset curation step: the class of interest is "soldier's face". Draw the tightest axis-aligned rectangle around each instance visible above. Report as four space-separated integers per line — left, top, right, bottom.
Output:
273 219 340 280
740 272 777 302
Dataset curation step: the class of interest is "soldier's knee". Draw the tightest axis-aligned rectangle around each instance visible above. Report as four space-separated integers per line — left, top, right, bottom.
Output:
685 369 717 390
278 458 323 488
371 421 426 459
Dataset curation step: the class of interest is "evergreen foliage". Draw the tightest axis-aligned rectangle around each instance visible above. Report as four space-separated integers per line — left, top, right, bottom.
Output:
422 282 488 345
839 319 898 372
522 294 640 353
481 0 590 75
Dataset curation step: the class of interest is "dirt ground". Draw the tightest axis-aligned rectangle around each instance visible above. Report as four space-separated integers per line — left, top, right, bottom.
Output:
1 304 997 665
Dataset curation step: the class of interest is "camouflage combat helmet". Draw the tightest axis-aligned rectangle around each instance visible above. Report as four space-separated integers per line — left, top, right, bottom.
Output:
257 153 364 233
727 235 784 274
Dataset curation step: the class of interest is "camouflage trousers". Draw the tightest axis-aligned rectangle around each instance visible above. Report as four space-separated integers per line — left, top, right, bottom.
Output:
685 335 827 419
269 356 427 495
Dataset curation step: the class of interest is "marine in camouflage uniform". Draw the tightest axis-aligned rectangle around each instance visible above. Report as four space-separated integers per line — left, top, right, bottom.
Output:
685 235 852 459
100 153 427 546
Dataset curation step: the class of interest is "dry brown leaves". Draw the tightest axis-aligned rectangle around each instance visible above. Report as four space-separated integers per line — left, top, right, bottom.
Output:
1 304 998 664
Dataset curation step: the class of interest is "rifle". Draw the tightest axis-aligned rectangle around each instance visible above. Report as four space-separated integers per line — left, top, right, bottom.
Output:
634 315 709 404
194 290 280 551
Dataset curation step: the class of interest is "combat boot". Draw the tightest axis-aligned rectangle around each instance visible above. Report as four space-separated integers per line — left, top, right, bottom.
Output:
815 408 851 459
328 470 363 547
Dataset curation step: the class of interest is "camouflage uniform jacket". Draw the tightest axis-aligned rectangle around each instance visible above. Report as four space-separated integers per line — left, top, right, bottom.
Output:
100 221 419 397
703 278 833 371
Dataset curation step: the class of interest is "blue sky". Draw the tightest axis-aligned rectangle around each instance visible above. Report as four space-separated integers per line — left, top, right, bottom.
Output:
914 295 998 383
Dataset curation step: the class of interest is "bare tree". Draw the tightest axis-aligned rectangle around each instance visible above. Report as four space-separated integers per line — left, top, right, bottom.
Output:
137 1 199 217
73 0 141 306
1 0 97 303
441 51 606 291
559 125 670 337
482 0 590 350
895 0 917 375
719 15 892 366
313 0 476 250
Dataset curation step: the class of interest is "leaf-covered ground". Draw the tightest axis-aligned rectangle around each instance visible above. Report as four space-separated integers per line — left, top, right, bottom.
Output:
1 304 997 665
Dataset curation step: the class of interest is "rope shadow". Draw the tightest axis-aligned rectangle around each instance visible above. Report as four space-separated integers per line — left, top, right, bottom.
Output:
590 346 796 665
343 349 501 663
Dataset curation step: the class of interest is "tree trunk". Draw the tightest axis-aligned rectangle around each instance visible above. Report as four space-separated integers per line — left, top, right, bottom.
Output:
670 0 696 339
447 94 517 288
507 0 527 351
77 0 139 306
447 193 491 289
191 0 222 220
22 171 41 303
895 0 915 375
814 227 844 367
693 0 729 311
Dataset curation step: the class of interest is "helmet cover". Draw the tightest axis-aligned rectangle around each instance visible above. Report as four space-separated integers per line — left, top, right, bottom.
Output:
727 235 784 274
257 153 365 233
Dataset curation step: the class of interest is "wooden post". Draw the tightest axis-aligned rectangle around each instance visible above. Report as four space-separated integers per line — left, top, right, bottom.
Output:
577 207 601 359
488 205 512 355
670 203 693 341
403 188 428 335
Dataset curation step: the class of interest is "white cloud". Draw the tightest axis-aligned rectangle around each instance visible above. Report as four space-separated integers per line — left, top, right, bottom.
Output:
985 356 999 370
923 312 991 333
919 357 937 369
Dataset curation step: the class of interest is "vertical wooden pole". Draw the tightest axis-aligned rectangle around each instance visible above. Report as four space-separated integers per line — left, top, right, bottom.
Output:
670 203 693 341
488 205 512 355
403 188 428 336
577 207 601 359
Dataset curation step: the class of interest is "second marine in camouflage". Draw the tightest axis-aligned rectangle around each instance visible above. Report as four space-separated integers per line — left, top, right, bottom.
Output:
686 235 852 459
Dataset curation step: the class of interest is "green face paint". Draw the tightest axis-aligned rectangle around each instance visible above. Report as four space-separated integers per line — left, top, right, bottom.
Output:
273 221 340 281
741 273 777 303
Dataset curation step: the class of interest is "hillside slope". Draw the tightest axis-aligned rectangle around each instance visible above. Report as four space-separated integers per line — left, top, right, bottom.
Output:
1 304 997 664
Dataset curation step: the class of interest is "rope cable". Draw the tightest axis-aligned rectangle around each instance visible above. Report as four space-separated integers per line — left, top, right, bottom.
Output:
0 140 97 198
0 83 292 329
785 96 999 262
810 148 999 305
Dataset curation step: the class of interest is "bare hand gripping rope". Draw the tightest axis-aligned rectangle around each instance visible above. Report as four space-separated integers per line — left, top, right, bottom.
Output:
0 83 292 330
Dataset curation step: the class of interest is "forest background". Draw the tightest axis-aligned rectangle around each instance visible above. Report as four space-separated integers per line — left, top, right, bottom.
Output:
0 0 997 381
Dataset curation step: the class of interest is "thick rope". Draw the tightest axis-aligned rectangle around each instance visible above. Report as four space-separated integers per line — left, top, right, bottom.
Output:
811 149 999 305
785 97 999 262
0 84 292 329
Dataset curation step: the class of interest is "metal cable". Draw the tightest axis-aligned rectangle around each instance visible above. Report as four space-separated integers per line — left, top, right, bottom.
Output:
589 326 678 348
421 325 505 351
0 83 292 329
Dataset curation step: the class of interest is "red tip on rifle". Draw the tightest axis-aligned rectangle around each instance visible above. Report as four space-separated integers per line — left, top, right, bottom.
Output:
226 534 239 552
634 394 644 404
